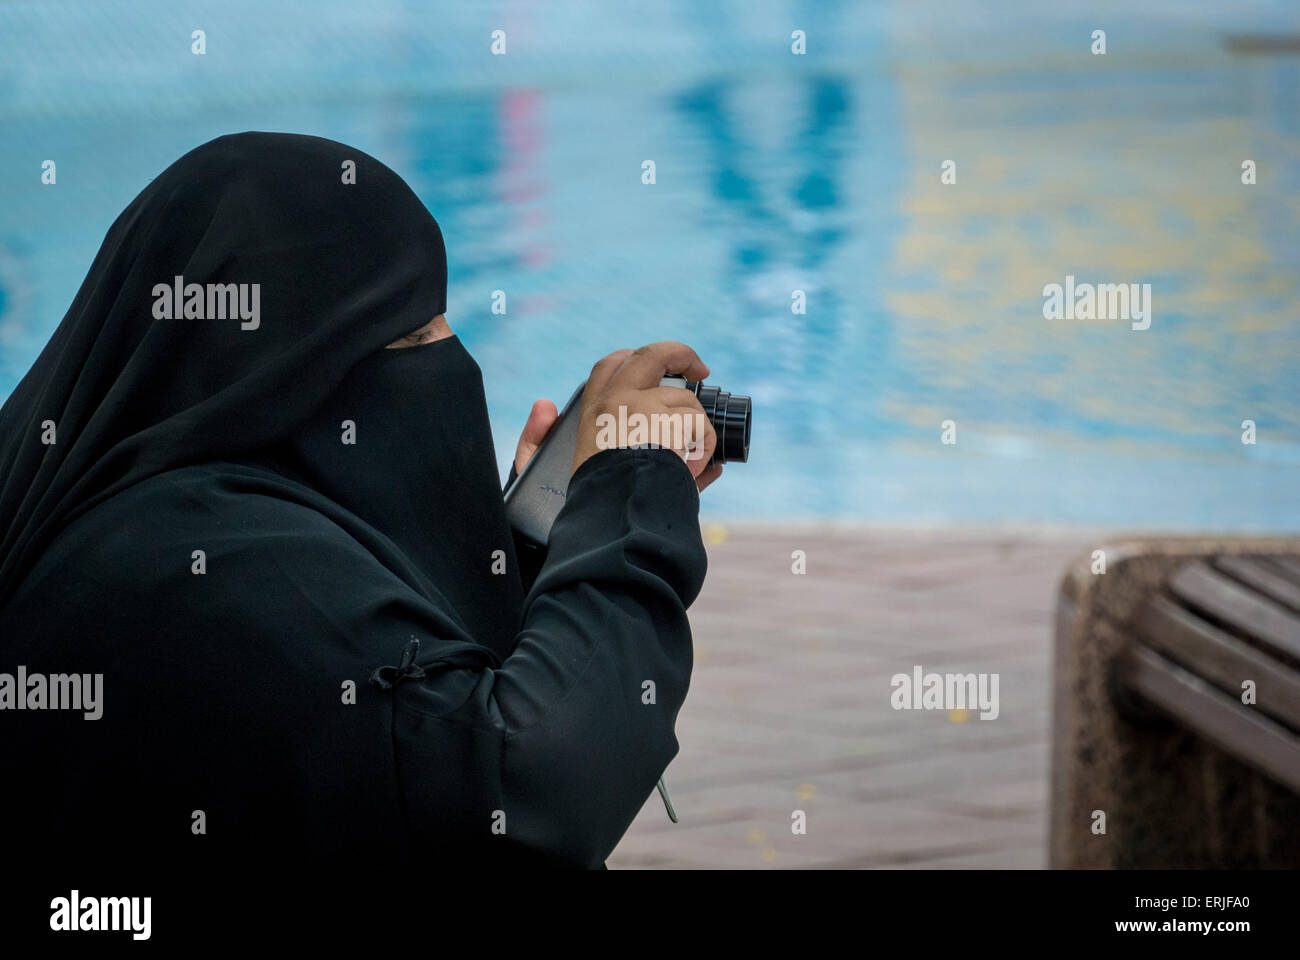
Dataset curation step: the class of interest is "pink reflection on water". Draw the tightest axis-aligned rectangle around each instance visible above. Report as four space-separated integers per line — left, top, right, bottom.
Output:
499 88 550 268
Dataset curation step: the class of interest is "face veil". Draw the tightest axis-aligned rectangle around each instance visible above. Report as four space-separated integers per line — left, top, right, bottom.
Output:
0 131 523 652
256 335 526 656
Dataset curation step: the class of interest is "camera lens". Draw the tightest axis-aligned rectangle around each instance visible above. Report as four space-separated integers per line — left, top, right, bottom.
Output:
690 383 751 465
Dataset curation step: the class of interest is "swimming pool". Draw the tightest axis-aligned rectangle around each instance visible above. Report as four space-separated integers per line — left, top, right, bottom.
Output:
1 0 1297 528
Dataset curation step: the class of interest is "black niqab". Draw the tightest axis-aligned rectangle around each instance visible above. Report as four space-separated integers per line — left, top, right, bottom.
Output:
0 132 498 609
248 335 525 657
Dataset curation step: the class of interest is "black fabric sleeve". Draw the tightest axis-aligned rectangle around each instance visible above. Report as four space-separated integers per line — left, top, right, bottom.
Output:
392 446 706 867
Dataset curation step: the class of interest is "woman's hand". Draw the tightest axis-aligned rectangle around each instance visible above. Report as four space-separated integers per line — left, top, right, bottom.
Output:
514 398 559 475
572 342 723 493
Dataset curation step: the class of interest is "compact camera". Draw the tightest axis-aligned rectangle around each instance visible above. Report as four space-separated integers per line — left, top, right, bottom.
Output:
504 376 751 551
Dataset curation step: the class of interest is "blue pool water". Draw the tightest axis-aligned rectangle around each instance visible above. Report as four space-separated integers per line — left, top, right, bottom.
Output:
1 1 1297 529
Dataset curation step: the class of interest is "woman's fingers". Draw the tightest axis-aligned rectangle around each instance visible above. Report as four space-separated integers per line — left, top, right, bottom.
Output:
514 398 559 474
614 341 709 389
695 461 723 493
585 348 636 395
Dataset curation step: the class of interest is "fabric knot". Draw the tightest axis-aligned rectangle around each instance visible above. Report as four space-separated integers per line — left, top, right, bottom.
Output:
369 636 428 690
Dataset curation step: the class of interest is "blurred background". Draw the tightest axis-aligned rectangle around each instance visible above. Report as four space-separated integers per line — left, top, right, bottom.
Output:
1 1 1297 867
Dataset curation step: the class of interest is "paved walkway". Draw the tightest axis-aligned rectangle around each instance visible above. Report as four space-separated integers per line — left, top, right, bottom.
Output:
608 526 1094 869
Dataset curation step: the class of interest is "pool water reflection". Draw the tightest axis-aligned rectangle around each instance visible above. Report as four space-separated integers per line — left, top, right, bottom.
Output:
0 1 1296 528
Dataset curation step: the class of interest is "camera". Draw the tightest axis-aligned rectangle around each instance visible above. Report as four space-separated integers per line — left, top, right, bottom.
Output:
656 375 751 466
504 376 751 552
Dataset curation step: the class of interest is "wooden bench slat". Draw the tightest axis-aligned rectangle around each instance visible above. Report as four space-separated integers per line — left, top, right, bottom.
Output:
1136 596 1300 731
1264 556 1300 588
1118 645 1300 794
1213 556 1300 614
1167 561 1300 664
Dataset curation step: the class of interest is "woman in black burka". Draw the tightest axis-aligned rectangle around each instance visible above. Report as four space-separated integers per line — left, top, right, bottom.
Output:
0 132 711 872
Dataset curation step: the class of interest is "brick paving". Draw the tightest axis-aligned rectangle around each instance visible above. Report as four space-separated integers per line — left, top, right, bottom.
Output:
608 526 1096 869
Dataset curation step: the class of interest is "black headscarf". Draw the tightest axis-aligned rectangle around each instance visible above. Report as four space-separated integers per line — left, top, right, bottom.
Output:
0 131 522 653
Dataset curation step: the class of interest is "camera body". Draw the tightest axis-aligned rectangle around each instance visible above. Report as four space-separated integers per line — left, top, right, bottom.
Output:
504 376 750 552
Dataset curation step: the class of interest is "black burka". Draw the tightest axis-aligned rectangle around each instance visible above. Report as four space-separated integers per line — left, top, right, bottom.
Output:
0 133 705 874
